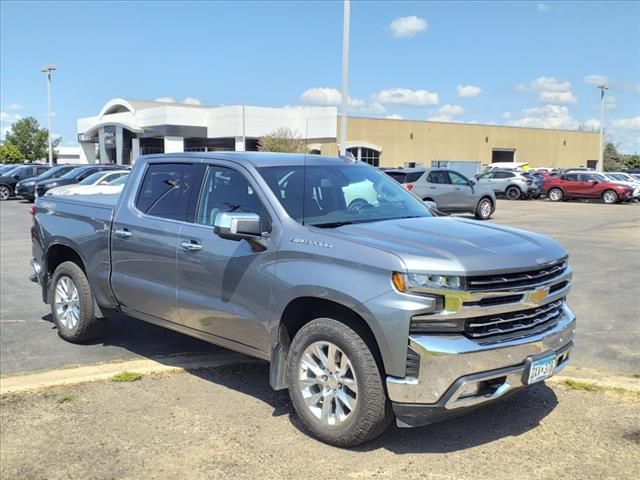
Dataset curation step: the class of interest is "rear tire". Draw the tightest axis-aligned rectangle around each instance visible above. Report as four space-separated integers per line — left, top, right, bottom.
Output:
287 317 392 447
602 189 618 204
505 186 521 200
474 197 493 220
0 185 11 201
548 188 563 202
49 261 104 343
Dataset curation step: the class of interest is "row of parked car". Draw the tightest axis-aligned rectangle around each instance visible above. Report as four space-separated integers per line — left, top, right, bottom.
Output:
0 163 129 202
382 165 640 219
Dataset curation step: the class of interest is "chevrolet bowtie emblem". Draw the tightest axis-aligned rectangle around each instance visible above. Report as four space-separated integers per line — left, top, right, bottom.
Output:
528 287 549 304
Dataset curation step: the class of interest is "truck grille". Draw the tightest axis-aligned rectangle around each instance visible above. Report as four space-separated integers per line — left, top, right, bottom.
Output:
466 261 567 291
464 299 563 339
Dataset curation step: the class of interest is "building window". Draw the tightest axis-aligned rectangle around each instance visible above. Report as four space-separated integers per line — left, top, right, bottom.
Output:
347 147 380 167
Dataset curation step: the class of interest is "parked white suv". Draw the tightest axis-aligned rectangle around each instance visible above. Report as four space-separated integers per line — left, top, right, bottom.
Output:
476 170 534 200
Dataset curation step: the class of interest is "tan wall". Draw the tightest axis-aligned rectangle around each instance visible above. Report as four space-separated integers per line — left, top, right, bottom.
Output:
320 117 600 169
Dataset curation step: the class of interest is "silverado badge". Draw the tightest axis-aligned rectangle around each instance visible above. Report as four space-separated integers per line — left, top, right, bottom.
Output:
527 287 550 304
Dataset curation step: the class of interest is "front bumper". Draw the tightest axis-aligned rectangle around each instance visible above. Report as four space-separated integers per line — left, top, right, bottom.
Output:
387 304 576 427
16 185 35 200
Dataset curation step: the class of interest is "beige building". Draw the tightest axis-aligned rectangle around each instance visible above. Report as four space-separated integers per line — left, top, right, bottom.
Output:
77 98 600 170
317 117 600 170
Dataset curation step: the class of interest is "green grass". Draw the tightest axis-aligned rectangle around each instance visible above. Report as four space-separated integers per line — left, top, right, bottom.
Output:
111 371 143 383
564 379 600 392
632 373 640 379
57 394 75 404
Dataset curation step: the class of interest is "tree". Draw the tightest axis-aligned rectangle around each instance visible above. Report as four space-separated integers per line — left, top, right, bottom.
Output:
603 142 624 172
0 142 26 163
3 117 59 161
258 127 306 153
621 154 640 170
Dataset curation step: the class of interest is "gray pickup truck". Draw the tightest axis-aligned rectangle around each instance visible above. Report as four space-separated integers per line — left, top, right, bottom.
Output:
31 152 575 447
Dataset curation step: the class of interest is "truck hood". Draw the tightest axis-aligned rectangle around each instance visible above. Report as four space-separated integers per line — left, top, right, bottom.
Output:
319 217 567 276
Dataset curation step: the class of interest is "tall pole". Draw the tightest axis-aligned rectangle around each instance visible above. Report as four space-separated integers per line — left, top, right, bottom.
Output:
339 0 350 156
597 84 608 172
41 65 57 166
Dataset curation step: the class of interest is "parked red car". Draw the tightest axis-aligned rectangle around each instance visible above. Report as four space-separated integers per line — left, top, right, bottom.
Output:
543 172 634 204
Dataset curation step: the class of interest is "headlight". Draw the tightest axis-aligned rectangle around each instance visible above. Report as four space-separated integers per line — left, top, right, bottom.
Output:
392 272 463 293
48 182 58 187
22 181 36 187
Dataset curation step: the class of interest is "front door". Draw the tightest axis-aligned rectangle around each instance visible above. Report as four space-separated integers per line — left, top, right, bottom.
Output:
425 170 456 210
111 161 203 321
446 170 476 210
177 163 276 355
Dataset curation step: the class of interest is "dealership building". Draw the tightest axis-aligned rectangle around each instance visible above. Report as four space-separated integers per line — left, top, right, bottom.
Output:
77 98 600 169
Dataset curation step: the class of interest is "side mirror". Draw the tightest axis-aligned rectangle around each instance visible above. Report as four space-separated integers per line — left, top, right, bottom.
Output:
214 212 261 241
469 179 476 186
592 180 599 185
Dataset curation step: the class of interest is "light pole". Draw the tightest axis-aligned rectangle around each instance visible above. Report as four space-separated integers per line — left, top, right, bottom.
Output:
339 0 350 157
597 84 608 172
41 65 57 166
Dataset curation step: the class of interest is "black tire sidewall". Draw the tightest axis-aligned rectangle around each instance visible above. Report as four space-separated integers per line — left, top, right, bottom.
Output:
0 185 10 200
506 186 521 200
49 261 100 342
287 317 390 447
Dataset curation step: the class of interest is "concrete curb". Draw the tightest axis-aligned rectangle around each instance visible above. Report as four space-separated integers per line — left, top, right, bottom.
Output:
0 353 258 395
548 366 640 393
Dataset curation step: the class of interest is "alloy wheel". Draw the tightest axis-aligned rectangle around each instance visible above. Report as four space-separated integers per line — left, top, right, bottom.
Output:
298 341 358 426
479 199 492 218
603 190 618 204
0 186 10 200
54 276 80 330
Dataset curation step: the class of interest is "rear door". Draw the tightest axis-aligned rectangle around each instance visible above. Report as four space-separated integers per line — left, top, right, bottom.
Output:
560 173 581 196
425 170 456 209
111 161 204 321
491 171 515 193
446 170 476 210
176 162 276 355
576 173 600 197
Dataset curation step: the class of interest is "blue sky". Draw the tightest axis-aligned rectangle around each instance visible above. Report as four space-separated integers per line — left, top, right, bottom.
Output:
1 1 639 151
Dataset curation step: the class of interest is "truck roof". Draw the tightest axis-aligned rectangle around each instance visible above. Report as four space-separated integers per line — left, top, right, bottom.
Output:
139 151 354 168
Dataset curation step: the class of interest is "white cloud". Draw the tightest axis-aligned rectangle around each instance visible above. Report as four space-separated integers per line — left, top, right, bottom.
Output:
300 87 363 108
584 74 608 86
155 97 176 103
372 88 439 106
5 103 23 111
429 104 464 122
538 91 577 104
537 3 550 12
389 16 428 38
583 119 601 131
509 105 579 130
456 84 481 98
0 111 21 122
182 97 202 105
530 76 571 92
611 116 640 130
385 114 404 120
364 102 386 114
501 112 512 120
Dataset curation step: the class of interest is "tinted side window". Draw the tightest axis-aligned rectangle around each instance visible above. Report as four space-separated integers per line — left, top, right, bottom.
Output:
196 166 271 231
406 172 425 183
14 168 32 180
427 171 449 184
77 168 97 180
493 171 514 179
447 171 469 185
136 163 199 222
564 174 579 181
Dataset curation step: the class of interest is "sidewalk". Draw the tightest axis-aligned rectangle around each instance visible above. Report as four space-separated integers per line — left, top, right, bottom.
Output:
2 362 638 480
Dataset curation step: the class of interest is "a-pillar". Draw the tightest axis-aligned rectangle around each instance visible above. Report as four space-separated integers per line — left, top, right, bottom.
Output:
115 126 124 165
164 136 184 153
131 138 140 164
98 128 108 162
235 136 245 152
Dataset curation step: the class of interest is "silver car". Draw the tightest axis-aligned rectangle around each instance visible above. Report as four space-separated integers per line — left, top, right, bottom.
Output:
476 170 533 200
385 168 496 220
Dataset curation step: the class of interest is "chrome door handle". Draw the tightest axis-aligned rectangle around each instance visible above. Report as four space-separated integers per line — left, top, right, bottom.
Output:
115 229 132 239
181 241 202 252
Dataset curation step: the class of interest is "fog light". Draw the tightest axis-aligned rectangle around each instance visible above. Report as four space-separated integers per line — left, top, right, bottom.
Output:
457 382 480 399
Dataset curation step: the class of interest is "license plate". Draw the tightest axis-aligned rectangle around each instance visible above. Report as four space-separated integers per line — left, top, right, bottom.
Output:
526 354 557 384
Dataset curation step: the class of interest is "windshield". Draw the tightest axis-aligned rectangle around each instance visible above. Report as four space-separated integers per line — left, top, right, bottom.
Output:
259 163 432 227
609 173 630 181
79 172 106 185
108 175 128 186
631 174 640 181
36 166 73 181
592 174 608 181
60 167 88 180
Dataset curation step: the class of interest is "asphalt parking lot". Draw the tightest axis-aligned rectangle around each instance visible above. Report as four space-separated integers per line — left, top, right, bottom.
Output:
1 197 639 376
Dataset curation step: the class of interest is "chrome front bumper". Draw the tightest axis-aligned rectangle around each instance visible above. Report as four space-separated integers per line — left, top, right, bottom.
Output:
387 304 576 421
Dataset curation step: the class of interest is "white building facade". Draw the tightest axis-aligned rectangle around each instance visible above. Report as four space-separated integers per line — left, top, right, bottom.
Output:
76 98 338 165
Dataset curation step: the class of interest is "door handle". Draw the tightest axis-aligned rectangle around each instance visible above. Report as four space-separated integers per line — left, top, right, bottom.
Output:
181 241 202 252
429 186 436 189
455 187 461 190
114 228 132 239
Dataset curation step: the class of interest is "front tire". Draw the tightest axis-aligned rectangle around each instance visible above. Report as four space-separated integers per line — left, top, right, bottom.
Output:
505 186 521 200
49 261 104 342
0 185 11 201
475 197 493 220
602 189 618 204
548 188 564 202
287 317 392 447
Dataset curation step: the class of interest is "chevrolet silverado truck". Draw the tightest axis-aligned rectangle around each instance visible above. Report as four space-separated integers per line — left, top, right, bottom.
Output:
30 152 575 447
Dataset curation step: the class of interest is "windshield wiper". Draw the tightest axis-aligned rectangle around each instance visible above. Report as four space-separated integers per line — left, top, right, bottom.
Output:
309 221 356 228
